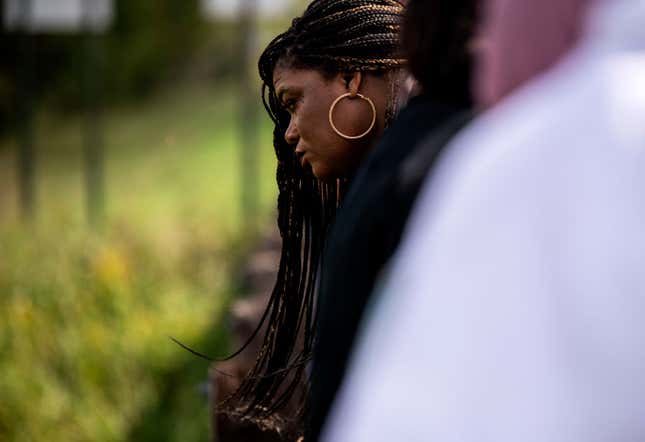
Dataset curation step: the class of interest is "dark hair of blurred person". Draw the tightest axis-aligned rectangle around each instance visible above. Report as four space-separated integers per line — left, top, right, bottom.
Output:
308 0 477 439
402 0 474 104
217 0 407 437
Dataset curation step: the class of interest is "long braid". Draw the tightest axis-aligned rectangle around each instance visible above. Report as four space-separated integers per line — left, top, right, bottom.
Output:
220 0 405 435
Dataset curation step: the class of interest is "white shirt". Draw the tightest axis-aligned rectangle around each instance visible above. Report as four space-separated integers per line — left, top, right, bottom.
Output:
323 0 645 441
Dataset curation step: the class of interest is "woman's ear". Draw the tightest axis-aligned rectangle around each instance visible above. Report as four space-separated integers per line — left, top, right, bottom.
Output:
340 71 363 97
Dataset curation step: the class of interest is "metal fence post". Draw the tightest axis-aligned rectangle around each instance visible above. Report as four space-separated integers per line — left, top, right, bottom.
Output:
238 0 259 236
82 0 106 227
17 0 36 222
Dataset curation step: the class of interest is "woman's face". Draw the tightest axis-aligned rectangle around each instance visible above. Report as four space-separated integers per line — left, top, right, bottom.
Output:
273 65 385 180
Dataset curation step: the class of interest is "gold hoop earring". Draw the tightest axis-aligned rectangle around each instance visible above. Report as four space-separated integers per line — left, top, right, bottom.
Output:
328 92 377 140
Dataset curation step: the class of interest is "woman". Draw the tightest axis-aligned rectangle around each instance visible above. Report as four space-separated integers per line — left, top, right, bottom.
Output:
219 0 407 437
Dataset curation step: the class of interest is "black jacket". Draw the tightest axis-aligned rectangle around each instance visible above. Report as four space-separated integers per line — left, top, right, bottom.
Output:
308 94 471 440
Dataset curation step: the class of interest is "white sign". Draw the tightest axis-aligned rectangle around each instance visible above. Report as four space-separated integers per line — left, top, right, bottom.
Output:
201 0 294 20
4 0 113 33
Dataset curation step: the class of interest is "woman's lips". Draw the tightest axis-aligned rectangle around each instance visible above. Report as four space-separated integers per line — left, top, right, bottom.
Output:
295 149 308 167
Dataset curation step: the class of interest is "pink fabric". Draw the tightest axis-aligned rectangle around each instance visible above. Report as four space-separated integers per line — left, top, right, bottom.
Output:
475 0 592 107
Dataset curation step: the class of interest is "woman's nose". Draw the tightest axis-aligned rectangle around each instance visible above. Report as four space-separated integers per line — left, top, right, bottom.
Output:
284 118 299 145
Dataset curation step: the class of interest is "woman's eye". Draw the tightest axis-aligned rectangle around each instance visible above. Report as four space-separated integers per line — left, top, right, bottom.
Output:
284 99 298 112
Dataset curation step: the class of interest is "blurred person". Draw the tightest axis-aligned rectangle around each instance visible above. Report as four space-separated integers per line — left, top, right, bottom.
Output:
217 0 408 438
308 0 476 439
323 0 645 440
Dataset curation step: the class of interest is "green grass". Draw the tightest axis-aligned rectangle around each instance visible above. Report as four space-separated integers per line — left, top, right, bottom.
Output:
0 81 278 442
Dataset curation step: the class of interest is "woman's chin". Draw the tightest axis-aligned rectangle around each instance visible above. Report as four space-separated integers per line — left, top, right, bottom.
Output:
310 162 332 181
314 163 351 183
306 159 344 181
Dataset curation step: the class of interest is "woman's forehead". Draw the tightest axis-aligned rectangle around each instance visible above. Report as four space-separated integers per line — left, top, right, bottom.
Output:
273 66 329 93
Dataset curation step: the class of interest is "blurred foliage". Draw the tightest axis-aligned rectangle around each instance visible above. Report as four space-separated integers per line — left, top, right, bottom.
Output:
109 0 204 95
0 224 228 442
0 81 277 441
0 0 244 135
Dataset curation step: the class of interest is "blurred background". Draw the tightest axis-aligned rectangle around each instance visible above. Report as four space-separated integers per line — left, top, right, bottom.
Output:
0 0 306 440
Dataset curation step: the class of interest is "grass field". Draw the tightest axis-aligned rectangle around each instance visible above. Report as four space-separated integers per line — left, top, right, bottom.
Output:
0 81 278 442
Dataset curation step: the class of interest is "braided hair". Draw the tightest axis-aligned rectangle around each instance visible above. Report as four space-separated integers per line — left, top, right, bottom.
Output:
220 0 406 435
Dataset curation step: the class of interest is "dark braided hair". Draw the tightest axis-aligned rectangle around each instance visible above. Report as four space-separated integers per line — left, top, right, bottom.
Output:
220 0 405 436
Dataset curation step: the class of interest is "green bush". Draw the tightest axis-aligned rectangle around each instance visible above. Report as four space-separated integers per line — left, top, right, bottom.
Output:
0 223 229 442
